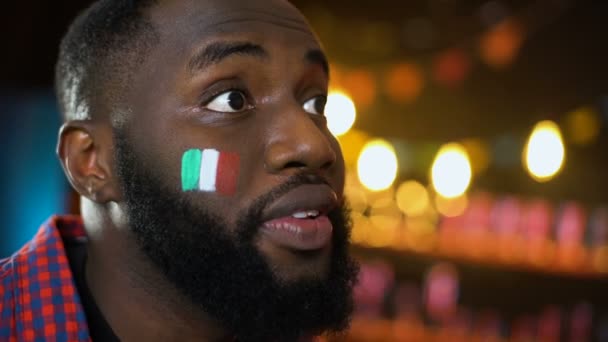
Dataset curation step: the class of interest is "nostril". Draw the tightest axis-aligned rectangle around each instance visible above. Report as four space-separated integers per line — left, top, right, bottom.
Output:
320 160 334 170
284 161 307 169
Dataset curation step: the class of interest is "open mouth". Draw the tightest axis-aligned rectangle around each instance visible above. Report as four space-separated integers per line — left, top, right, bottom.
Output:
259 184 338 251
261 212 333 251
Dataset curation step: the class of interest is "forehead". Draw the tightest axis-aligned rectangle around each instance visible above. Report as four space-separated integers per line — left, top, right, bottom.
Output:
147 0 319 52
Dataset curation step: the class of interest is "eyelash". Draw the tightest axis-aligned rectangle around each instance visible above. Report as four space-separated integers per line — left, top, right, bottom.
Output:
197 83 328 117
199 86 251 108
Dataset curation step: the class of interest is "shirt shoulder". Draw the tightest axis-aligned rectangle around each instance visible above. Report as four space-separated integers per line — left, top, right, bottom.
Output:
0 215 91 341
0 255 17 340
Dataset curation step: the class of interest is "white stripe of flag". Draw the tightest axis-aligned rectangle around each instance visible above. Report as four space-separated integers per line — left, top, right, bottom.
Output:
199 149 220 192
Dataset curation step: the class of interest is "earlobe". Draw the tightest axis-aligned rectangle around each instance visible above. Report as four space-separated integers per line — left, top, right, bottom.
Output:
57 121 121 203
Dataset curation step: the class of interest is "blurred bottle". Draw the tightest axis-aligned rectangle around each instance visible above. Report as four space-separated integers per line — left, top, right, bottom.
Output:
537 306 562 342
461 192 494 258
491 195 525 263
353 260 395 318
423 263 460 324
569 302 593 342
522 199 554 267
472 310 505 342
586 206 608 273
392 282 427 342
554 202 588 270
511 314 537 342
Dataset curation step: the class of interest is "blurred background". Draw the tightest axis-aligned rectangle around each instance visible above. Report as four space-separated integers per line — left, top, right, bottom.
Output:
1 0 608 341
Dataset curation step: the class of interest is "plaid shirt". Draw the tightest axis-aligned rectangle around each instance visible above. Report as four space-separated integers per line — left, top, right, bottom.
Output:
0 215 91 341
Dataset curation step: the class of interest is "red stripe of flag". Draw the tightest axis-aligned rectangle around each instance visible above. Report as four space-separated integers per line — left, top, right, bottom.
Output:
216 152 240 196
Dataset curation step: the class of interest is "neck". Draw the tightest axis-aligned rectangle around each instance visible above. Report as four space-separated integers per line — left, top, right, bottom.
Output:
81 199 231 341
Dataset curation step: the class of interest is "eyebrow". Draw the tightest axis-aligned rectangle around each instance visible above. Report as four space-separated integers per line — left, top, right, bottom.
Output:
305 49 329 77
188 41 268 74
187 41 330 78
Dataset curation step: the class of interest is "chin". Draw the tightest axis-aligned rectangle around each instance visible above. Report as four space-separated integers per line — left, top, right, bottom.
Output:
256 237 334 283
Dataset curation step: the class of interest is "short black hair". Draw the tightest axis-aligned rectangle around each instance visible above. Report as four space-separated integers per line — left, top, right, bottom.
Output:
55 0 160 123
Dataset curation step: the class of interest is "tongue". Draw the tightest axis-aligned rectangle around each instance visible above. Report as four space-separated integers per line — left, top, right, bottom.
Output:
260 215 333 251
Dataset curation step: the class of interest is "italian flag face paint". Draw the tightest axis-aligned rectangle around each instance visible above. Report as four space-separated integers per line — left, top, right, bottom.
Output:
181 148 240 195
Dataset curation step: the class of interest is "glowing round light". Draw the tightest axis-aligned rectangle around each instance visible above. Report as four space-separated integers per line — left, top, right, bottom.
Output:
480 19 524 68
342 70 376 109
435 194 469 218
564 106 601 146
524 120 565 182
433 48 471 88
357 139 399 192
325 91 356 136
385 63 424 104
431 143 472 199
396 181 430 217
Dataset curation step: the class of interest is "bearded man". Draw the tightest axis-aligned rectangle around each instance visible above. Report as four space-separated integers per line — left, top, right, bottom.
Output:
0 0 359 341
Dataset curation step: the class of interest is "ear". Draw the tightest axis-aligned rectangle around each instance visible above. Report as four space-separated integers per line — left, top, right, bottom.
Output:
57 121 122 203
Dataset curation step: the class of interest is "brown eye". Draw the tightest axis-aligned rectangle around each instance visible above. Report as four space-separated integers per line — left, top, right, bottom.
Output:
205 90 248 112
302 95 327 115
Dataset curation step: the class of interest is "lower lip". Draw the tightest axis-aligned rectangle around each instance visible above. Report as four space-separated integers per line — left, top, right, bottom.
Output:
260 215 333 251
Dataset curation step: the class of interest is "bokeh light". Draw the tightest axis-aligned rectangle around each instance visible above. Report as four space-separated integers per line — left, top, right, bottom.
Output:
433 48 471 88
563 106 601 146
342 69 377 109
396 181 430 217
524 120 566 182
385 63 424 104
480 19 524 68
357 139 399 192
435 193 469 218
325 91 357 136
431 143 473 198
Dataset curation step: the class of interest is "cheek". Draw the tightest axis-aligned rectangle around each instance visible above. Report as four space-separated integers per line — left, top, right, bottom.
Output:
181 148 241 196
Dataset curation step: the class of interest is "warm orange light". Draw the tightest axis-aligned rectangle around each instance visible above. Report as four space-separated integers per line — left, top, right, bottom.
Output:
564 106 601 146
396 181 430 217
524 120 565 182
433 49 471 88
385 63 424 104
480 19 525 68
325 91 356 136
342 69 377 109
431 143 473 198
357 139 399 191
435 194 469 218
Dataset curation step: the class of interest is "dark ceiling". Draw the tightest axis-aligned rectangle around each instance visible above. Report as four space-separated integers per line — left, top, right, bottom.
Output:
1 1 607 203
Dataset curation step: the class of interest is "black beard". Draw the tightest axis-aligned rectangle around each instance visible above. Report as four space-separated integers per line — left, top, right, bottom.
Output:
113 129 359 341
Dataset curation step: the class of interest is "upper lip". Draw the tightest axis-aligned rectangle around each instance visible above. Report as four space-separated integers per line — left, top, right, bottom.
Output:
260 184 339 223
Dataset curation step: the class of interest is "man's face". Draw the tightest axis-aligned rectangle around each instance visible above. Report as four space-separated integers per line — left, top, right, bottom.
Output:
112 0 357 339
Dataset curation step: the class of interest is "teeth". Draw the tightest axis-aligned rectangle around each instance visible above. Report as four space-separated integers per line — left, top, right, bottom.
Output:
307 210 320 217
291 210 320 219
292 211 308 219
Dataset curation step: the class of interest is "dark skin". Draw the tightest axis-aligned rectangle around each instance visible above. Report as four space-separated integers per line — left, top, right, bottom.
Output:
57 0 345 340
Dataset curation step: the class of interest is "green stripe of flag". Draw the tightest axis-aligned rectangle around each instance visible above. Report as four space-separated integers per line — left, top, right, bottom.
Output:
181 149 202 191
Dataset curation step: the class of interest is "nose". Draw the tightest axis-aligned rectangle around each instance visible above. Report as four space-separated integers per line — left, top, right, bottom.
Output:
264 106 337 175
